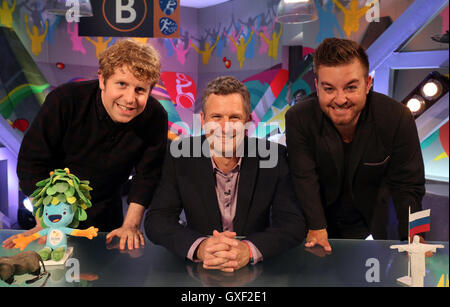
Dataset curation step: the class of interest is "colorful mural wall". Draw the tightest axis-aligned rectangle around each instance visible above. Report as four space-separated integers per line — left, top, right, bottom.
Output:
0 0 448 181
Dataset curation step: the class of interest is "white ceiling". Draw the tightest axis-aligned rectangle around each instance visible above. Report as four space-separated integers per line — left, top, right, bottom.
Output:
180 0 232 9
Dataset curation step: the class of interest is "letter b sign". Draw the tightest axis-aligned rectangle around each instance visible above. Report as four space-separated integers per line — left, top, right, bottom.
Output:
116 0 136 23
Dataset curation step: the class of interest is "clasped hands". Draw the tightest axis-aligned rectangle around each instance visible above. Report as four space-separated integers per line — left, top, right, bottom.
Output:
196 230 250 273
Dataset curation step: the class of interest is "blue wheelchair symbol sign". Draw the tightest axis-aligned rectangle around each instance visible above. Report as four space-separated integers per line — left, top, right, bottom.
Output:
159 0 178 15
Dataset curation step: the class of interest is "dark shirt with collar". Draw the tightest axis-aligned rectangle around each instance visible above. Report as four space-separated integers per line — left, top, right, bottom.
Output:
17 80 168 231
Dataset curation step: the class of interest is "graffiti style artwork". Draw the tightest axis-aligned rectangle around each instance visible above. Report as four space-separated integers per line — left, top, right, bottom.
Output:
421 122 449 181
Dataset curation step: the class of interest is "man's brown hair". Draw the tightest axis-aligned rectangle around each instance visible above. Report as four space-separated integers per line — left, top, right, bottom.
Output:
201 76 251 119
313 38 370 76
98 39 161 86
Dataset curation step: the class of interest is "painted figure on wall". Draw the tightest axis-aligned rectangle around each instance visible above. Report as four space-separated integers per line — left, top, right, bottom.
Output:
170 38 191 65
24 13 48 56
332 0 370 37
132 37 149 45
229 30 254 68
23 0 46 30
259 23 283 60
67 21 86 54
315 0 344 43
45 15 62 45
0 0 16 28
239 16 258 59
191 35 219 65
84 36 113 59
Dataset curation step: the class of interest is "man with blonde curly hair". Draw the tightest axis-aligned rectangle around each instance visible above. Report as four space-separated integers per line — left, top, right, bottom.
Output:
3 39 168 251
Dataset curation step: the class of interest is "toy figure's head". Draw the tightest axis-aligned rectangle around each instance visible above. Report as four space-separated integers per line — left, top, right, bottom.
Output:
43 202 75 228
30 168 93 229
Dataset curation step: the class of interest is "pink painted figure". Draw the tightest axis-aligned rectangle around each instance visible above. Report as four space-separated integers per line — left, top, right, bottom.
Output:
67 22 86 54
170 38 191 66
253 20 275 55
229 25 244 53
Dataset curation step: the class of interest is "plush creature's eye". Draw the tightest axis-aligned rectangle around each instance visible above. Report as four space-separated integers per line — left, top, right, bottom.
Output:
63 211 66 215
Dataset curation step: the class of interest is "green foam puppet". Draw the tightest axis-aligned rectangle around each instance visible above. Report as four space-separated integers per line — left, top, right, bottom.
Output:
13 168 98 262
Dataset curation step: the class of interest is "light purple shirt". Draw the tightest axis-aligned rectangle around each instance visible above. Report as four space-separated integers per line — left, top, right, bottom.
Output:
186 157 263 264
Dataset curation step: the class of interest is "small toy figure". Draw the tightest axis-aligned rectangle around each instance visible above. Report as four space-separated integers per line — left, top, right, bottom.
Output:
0 251 49 285
13 168 98 262
391 235 444 287
390 208 444 287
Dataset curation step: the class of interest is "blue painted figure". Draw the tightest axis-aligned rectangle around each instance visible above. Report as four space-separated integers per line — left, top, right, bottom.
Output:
315 0 344 43
13 168 98 262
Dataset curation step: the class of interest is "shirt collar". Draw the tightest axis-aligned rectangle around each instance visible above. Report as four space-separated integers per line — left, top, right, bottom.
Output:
211 156 242 175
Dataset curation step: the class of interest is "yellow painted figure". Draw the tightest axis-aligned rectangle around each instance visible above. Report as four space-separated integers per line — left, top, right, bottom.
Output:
132 37 149 45
85 37 113 59
229 31 254 68
332 0 370 37
24 14 48 56
191 35 219 65
259 24 283 60
0 0 16 28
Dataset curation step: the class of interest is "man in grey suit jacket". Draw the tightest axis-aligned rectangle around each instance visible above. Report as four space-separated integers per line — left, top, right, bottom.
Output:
145 76 305 272
285 38 425 250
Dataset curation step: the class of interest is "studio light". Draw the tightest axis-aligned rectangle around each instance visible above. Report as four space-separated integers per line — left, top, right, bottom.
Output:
402 71 449 118
18 193 36 230
406 95 425 115
421 80 442 99
23 197 33 212
47 0 93 17
275 0 318 24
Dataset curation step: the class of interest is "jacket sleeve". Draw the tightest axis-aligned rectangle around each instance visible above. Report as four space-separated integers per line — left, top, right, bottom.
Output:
144 151 205 259
127 101 168 208
285 107 328 230
17 89 69 196
385 106 425 239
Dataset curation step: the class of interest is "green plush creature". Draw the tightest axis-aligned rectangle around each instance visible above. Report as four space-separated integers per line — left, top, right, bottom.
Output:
13 168 98 261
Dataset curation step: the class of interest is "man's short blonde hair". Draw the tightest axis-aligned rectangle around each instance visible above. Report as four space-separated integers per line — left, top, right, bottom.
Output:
202 76 251 119
98 39 161 86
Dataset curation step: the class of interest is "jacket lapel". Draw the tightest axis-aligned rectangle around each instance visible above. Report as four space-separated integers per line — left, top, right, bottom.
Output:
194 137 223 231
233 139 258 234
348 107 374 191
321 116 344 183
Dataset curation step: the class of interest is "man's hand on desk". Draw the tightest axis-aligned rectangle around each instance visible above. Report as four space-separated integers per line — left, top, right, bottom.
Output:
305 228 332 252
105 224 146 251
105 202 146 251
196 230 250 273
